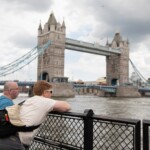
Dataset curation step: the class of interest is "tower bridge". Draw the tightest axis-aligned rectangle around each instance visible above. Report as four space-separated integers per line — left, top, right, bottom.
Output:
37 12 129 88
0 12 144 97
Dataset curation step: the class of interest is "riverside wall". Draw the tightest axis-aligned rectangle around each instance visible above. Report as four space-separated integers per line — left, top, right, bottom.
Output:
28 83 143 98
28 82 75 98
75 86 142 98
50 82 75 98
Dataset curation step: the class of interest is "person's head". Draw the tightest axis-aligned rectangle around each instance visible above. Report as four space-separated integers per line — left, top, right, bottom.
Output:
3 81 19 100
33 80 53 98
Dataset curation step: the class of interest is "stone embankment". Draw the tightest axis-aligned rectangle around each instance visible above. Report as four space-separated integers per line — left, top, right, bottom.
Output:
116 86 141 97
51 83 75 98
74 86 141 98
29 82 75 98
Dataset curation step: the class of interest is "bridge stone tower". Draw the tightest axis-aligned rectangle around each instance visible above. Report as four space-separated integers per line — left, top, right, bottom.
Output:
37 12 66 82
106 32 129 86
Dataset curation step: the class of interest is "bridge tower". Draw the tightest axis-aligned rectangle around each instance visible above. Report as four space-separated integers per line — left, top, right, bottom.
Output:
106 32 129 85
37 12 66 82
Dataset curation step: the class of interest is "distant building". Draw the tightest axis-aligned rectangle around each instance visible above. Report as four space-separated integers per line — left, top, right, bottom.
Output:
96 77 107 85
74 79 84 84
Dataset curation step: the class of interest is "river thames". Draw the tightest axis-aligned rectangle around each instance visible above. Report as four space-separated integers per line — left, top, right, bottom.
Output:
15 94 150 121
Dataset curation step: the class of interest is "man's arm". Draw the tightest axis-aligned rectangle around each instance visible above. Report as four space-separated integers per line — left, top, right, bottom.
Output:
53 101 71 112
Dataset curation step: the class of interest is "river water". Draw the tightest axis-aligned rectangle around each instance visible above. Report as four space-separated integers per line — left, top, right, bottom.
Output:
14 94 150 121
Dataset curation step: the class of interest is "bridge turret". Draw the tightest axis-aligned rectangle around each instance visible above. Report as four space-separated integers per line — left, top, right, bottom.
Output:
37 11 66 82
43 22 48 33
112 32 122 47
111 40 117 48
47 12 57 31
56 22 61 31
106 32 129 86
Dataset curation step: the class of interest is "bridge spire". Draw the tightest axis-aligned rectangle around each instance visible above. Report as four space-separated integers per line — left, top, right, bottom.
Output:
106 37 110 47
61 19 66 32
38 21 42 35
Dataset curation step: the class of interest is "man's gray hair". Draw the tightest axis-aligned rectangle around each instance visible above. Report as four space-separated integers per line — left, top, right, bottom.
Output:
4 81 14 90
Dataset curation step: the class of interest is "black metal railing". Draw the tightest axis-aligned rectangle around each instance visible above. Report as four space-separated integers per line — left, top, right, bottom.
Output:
143 120 150 150
29 109 141 150
92 115 141 150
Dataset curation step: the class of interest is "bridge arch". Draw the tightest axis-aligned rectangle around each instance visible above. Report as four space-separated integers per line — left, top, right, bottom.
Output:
38 71 49 82
111 78 118 86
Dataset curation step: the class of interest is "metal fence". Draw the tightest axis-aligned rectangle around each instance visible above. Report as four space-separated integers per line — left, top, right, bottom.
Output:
143 120 150 150
29 109 141 150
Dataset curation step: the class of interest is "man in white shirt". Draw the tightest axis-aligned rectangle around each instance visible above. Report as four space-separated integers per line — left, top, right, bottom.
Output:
19 80 71 149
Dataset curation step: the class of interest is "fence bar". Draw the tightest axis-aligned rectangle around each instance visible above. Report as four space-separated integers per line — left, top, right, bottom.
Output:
134 120 141 150
143 120 150 150
84 109 94 150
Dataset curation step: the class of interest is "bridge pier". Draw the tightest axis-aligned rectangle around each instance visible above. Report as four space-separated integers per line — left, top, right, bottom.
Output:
83 88 87 94
116 86 141 97
93 89 98 95
96 90 105 97
89 89 93 94
78 88 83 95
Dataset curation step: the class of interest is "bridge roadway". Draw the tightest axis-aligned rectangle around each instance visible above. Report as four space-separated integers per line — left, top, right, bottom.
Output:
65 38 121 56
0 81 150 94
0 81 35 86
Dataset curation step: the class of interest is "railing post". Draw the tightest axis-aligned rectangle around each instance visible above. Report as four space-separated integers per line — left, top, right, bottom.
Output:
143 120 150 150
134 120 141 150
84 109 94 150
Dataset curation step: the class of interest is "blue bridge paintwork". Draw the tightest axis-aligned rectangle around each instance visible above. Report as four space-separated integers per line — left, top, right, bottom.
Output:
0 81 35 86
73 84 117 93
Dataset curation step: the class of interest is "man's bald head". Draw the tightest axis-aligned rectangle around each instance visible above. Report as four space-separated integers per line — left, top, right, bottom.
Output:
3 81 19 100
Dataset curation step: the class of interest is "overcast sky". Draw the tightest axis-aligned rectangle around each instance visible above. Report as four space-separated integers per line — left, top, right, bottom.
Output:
0 0 150 82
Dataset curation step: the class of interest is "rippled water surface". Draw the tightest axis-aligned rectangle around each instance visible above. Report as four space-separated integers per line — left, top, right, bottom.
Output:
14 94 150 120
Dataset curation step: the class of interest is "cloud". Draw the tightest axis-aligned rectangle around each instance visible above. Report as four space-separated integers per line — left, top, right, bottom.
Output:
8 30 37 49
1 0 53 12
72 0 150 47
1 0 150 82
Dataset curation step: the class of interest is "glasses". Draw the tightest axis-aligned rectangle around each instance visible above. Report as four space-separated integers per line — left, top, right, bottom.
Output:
9 88 19 91
46 90 53 94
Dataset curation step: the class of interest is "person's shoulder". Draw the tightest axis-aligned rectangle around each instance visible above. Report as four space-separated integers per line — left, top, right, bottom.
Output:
27 95 56 103
0 95 6 99
0 95 11 101
26 95 41 101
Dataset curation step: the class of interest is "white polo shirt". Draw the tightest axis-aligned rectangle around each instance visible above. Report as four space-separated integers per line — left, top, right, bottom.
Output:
18 95 56 145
